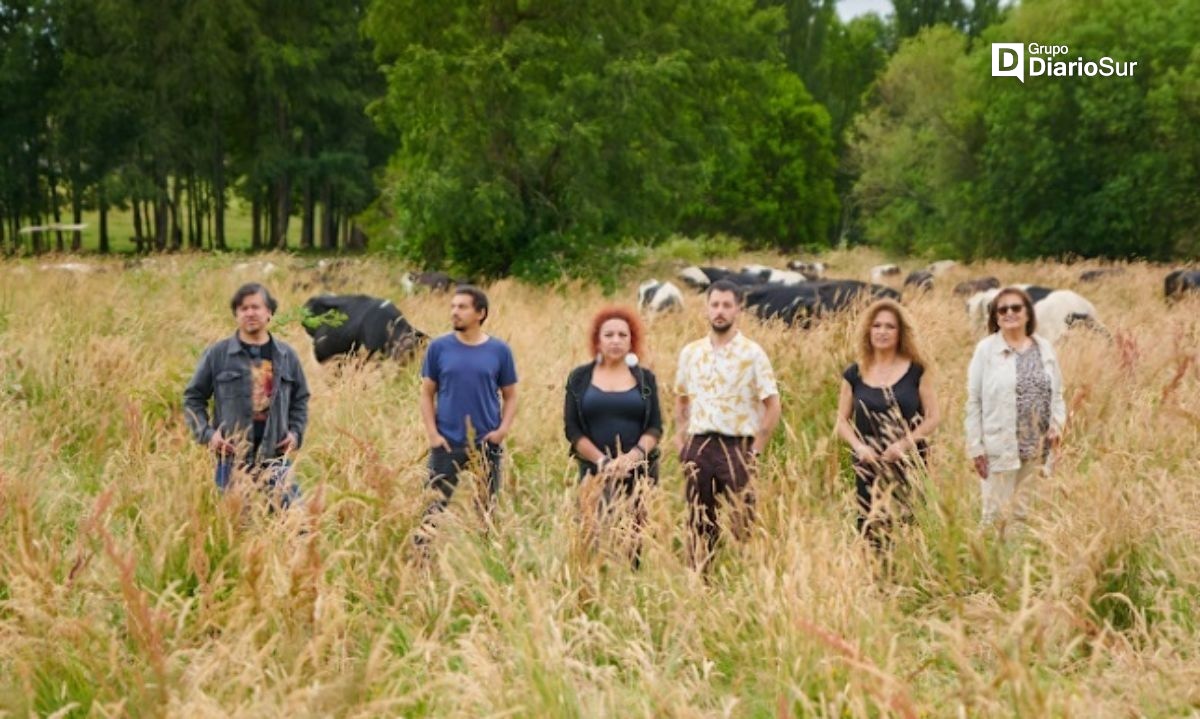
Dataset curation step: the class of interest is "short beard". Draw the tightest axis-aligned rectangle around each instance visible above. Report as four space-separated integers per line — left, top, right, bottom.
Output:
709 320 732 335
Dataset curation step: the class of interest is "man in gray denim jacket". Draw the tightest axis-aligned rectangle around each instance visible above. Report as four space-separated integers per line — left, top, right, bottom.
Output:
183 283 310 507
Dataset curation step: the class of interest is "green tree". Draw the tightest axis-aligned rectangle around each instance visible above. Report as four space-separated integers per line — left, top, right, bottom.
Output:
0 1 60 254
685 69 839 251
850 25 984 256
852 0 1200 261
976 0 1200 260
367 0 838 281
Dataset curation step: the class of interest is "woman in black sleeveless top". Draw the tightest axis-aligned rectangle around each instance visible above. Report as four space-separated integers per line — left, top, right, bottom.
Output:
564 306 663 566
835 299 941 548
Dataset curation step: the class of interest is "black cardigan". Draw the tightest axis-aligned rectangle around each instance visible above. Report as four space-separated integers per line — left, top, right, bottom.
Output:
563 362 663 467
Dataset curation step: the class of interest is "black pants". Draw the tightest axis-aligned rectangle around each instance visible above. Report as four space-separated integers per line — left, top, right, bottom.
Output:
853 454 923 551
577 460 657 568
414 443 503 546
681 434 756 571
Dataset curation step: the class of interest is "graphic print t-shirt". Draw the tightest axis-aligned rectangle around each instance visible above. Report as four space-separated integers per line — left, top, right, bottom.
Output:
240 338 275 450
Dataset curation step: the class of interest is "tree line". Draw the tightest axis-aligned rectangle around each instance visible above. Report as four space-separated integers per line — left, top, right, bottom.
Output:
0 0 385 255
9 1 1190 279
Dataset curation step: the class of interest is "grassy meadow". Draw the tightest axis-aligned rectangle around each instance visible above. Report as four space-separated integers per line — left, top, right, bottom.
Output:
0 249 1198 717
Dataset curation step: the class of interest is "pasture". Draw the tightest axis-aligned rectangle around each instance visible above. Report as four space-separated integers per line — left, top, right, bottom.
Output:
0 250 1198 717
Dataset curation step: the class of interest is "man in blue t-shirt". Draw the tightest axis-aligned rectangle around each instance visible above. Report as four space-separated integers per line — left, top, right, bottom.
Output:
415 285 518 546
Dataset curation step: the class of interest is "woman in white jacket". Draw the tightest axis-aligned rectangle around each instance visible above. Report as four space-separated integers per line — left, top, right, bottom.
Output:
964 287 1066 531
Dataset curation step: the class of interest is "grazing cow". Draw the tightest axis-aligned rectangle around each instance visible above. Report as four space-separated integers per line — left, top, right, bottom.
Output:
1164 269 1200 301
927 260 958 276
38 262 101 274
677 266 765 290
302 294 427 363
678 265 726 289
966 286 1103 343
1079 268 1125 282
292 258 356 293
904 270 934 291
870 264 901 283
1034 289 1105 343
746 280 899 328
638 279 684 314
409 271 455 292
233 261 277 276
953 276 1000 297
741 265 809 285
786 260 826 279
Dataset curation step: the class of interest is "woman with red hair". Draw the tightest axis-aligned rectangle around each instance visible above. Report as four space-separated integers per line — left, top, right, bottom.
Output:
563 305 664 566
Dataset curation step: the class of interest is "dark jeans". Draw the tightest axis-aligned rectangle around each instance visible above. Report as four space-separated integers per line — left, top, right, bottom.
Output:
414 443 503 546
680 434 756 571
214 457 300 511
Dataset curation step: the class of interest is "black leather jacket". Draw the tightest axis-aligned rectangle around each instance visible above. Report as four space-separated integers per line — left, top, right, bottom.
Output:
563 362 663 476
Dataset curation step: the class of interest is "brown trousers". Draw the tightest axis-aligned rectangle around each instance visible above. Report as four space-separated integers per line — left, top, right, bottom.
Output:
681 434 756 571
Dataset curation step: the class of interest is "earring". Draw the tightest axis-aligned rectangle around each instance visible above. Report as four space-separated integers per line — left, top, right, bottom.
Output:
596 352 603 364
625 352 639 367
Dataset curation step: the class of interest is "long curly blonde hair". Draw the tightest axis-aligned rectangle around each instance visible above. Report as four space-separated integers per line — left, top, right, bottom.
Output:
856 299 931 374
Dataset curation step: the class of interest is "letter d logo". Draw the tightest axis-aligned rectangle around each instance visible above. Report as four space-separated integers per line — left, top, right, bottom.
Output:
992 43 1024 83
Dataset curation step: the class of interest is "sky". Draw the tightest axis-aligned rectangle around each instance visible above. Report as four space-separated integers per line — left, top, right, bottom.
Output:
836 0 893 21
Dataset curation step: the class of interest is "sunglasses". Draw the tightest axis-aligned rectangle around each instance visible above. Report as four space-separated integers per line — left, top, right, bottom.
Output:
996 303 1025 316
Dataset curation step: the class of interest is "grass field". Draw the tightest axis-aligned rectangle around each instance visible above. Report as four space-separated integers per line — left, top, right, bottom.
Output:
1 248 1198 717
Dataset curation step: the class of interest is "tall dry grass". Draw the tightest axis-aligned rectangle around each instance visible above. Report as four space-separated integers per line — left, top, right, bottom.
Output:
1 251 1198 717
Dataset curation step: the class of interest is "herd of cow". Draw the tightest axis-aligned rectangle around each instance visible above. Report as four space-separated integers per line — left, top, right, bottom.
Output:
296 262 1200 365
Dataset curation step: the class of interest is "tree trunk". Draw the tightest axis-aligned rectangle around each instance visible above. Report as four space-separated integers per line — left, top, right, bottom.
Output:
266 188 276 250
273 177 290 250
203 180 213 251
50 175 64 252
185 174 195 249
71 189 83 252
98 185 109 254
319 182 335 250
213 135 226 251
71 160 84 251
132 196 144 253
142 198 153 252
301 178 314 250
300 135 314 250
154 171 169 251
273 99 290 250
152 198 162 251
251 194 262 251
169 174 183 251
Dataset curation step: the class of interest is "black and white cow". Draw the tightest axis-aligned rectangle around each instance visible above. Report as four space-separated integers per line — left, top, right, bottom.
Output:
786 260 826 279
904 270 934 291
953 276 1000 297
1164 269 1200 301
927 260 958 276
869 264 901 283
408 271 456 292
678 265 727 289
1079 268 1125 282
966 285 1103 343
741 264 809 285
678 266 771 291
746 280 900 328
637 279 684 314
302 294 427 363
